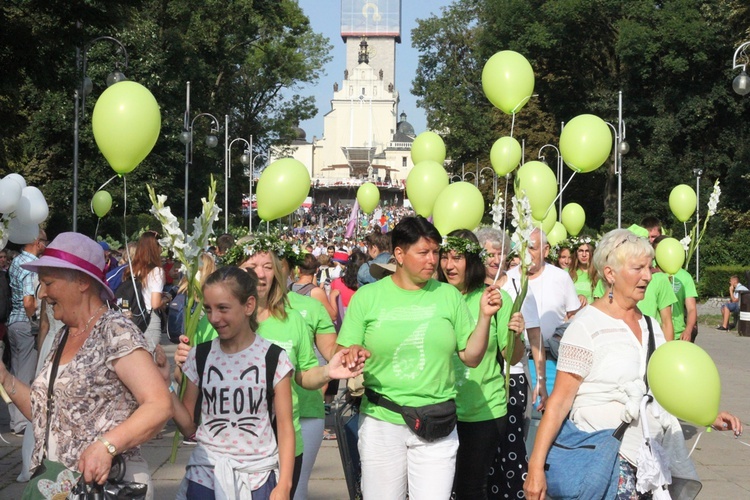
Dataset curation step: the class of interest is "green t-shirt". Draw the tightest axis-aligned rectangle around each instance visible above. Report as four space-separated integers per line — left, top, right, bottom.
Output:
453 288 511 422
337 277 473 425
258 309 318 456
637 272 677 324
287 292 336 419
193 314 217 345
669 269 698 339
573 269 594 304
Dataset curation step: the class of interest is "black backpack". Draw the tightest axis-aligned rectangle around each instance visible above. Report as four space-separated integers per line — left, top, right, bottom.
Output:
114 276 151 333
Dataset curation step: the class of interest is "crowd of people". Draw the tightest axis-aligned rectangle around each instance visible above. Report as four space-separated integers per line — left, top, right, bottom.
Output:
0 210 744 500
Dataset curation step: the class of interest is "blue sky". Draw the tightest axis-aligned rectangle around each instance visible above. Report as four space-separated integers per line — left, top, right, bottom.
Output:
295 0 455 139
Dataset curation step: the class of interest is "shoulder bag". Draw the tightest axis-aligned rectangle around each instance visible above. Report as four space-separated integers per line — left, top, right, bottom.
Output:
543 316 657 500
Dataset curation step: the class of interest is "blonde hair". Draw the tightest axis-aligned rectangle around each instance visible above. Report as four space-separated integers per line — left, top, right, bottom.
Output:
242 251 288 321
177 252 217 295
593 229 654 281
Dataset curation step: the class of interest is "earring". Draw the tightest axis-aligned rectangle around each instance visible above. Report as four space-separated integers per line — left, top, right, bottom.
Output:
608 284 614 303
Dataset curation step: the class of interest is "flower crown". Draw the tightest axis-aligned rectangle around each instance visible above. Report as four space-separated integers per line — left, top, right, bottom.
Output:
223 233 303 267
440 236 485 257
568 235 595 249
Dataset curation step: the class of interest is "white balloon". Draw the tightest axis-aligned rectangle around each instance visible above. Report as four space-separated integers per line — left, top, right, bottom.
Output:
16 186 48 225
4 173 27 190
7 218 39 244
0 178 23 213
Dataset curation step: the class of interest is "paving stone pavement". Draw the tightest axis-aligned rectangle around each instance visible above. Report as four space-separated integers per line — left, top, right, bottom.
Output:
1 325 748 499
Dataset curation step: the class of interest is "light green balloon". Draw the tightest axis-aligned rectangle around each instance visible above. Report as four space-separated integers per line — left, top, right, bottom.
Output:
532 205 557 235
411 131 446 165
406 160 449 217
432 182 485 235
92 190 113 218
357 182 380 213
561 203 586 236
490 136 522 176
92 81 161 175
256 158 311 221
482 51 535 115
669 184 697 222
547 221 568 247
654 237 685 275
648 341 720 427
515 161 558 221
559 114 612 173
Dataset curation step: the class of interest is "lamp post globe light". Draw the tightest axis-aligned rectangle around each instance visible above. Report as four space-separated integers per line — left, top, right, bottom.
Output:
732 42 750 96
73 36 129 232
249 153 267 233
224 114 252 234
179 82 219 232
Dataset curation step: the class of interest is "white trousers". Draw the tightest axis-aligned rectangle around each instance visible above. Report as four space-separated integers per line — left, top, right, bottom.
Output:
294 417 325 500
358 415 458 500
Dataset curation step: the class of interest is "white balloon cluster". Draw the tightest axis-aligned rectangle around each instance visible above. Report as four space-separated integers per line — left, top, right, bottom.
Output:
0 173 49 248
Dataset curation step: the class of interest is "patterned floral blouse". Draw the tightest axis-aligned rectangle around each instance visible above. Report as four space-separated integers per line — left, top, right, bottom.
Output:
30 310 150 470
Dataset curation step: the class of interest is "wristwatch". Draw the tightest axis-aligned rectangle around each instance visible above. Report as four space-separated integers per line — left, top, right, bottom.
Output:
97 436 117 457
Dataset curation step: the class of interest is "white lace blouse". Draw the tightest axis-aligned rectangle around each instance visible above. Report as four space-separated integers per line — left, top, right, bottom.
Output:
557 305 667 464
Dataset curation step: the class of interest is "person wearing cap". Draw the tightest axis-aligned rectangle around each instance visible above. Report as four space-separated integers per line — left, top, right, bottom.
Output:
98 240 118 274
0 232 172 498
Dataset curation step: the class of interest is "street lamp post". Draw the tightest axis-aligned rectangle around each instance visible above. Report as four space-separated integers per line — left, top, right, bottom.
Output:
73 36 128 232
605 91 630 228
478 166 497 194
538 144 563 220
249 153 267 233
224 115 251 234
178 82 219 232
693 168 703 282
732 42 750 96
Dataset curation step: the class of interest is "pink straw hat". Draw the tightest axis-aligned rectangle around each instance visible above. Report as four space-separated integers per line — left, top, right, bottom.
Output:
21 232 115 301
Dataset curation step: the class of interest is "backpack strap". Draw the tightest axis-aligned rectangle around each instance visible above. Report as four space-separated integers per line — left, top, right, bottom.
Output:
195 341 212 390
265 343 283 416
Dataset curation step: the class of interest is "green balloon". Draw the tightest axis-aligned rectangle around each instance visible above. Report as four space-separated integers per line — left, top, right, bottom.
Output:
547 221 568 247
432 182 485 235
669 184 697 222
515 161 558 221
411 131 446 165
256 158 311 221
561 203 586 236
532 205 557 235
91 190 113 218
490 136 522 176
648 341 720 427
406 160 449 217
654 237 685 275
92 81 161 175
357 182 380 213
482 51 535 115
559 114 612 173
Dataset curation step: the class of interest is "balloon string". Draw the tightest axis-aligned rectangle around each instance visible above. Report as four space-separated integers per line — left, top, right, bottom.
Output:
94 218 100 239
689 429 750 458
542 171 577 221
684 221 688 239
89 175 119 215
493 174 511 285
510 113 516 138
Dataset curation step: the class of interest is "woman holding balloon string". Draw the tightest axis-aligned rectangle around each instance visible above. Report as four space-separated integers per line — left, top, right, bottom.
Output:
524 229 742 500
437 230 525 499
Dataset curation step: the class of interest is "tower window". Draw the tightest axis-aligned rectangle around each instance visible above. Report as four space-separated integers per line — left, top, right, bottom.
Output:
362 87 366 95
402 156 407 167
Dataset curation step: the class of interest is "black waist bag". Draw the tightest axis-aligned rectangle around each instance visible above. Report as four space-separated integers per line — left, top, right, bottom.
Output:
365 388 457 442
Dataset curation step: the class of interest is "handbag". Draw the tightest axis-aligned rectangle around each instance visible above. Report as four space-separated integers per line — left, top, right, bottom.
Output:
68 455 148 500
544 316 657 499
365 388 457 442
23 330 78 500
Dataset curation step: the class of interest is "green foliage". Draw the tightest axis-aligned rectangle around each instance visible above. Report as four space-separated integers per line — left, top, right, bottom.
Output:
697 265 749 299
412 0 750 238
0 0 330 240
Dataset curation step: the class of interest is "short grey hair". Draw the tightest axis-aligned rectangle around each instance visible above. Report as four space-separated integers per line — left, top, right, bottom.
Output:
474 226 512 253
593 228 654 278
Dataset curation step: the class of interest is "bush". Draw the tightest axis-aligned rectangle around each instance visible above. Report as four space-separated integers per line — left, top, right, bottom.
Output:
697 265 749 299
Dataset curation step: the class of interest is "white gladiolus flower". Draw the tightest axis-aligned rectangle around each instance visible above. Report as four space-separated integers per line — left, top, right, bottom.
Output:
707 180 721 217
679 235 691 252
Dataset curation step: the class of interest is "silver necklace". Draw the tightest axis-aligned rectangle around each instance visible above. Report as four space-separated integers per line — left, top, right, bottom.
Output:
70 303 107 338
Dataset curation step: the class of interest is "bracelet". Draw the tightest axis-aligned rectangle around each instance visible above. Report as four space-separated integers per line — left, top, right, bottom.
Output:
537 375 545 381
